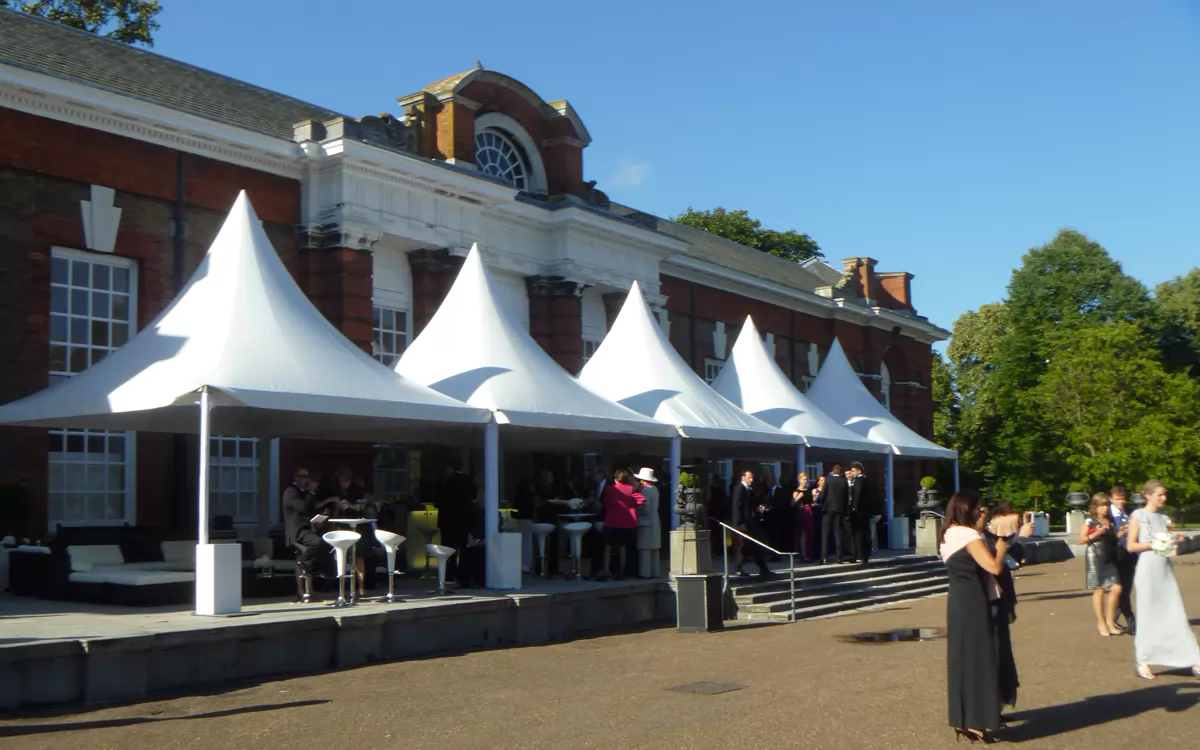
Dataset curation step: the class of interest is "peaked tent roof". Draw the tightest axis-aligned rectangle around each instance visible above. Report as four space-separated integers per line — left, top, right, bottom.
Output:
806 339 957 459
0 193 491 439
711 317 889 453
578 283 797 455
394 246 677 448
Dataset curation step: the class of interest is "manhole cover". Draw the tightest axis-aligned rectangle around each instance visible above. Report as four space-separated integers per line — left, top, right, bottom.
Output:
837 627 945 644
667 681 747 695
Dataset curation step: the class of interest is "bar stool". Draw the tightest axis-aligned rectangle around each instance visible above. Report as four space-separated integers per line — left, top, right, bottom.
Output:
531 523 556 578
293 544 314 604
322 530 360 607
414 519 440 578
562 522 591 581
374 529 407 604
425 544 456 595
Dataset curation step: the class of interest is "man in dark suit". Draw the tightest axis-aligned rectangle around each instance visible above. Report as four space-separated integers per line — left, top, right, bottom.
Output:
821 464 850 564
732 469 775 578
762 472 791 555
848 461 875 565
282 468 335 574
437 459 476 582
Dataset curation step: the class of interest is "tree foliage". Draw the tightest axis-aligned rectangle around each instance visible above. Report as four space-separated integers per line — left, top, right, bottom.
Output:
1156 268 1200 374
673 207 823 263
944 231 1200 509
1 0 161 46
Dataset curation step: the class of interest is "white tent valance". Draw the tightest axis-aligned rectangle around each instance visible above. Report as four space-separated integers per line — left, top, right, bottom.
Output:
579 282 797 455
806 339 957 460
711 316 889 453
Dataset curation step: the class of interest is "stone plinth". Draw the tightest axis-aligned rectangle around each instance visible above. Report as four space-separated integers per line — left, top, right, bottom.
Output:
670 528 713 579
915 516 941 556
1066 510 1086 538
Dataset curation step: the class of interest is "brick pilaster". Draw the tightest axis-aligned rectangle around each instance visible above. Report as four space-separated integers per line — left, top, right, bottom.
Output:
526 276 585 374
409 248 465 338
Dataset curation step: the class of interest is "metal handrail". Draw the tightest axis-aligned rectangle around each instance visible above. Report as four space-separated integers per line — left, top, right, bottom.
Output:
717 521 798 623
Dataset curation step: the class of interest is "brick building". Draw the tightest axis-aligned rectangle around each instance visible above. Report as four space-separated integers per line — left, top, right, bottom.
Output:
0 10 948 537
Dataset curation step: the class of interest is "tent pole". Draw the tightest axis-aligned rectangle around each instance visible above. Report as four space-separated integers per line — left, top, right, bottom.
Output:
953 458 960 492
885 452 894 522
669 435 681 529
198 387 211 546
797 445 807 478
484 420 499 537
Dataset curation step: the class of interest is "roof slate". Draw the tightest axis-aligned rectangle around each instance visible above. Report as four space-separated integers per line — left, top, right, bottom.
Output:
0 8 341 139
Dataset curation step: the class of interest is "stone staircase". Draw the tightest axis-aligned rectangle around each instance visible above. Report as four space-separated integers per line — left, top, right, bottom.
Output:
728 554 948 622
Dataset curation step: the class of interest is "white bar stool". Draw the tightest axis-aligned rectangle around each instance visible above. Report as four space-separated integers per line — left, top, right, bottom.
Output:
531 523 556 578
374 529 407 603
425 544 456 595
415 520 440 578
562 522 591 581
322 530 361 607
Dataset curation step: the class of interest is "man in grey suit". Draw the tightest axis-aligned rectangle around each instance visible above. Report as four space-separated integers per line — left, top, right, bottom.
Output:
821 464 850 564
282 468 330 574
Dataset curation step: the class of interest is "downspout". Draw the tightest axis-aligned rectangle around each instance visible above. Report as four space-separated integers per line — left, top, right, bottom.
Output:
688 284 697 371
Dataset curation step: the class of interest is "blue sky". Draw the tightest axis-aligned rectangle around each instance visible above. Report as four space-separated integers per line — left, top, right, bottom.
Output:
155 1 1200 344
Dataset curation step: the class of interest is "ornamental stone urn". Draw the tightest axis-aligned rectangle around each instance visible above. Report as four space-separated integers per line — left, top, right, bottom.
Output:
916 488 941 514
1066 491 1089 508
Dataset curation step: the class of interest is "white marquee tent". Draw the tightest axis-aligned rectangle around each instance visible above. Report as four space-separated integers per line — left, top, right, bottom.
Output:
394 245 678 561
0 193 491 612
579 283 798 523
711 316 891 472
806 338 958 521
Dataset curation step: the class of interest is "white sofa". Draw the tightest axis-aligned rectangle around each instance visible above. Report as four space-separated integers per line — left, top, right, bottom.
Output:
67 544 195 587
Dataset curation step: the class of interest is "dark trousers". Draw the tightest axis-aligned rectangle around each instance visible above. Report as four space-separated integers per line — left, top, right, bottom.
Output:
458 544 486 587
294 530 324 573
1115 547 1136 621
822 511 847 562
740 526 771 574
849 513 872 564
587 528 605 577
441 529 467 580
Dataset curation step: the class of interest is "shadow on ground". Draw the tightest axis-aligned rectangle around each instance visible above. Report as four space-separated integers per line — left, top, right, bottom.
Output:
1003 683 1200 742
0 700 330 737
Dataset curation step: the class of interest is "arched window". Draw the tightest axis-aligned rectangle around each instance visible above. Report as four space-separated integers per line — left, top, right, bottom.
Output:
474 129 529 190
880 362 892 412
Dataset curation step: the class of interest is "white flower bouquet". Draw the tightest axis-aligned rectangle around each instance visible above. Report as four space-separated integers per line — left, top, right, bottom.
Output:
1150 532 1178 558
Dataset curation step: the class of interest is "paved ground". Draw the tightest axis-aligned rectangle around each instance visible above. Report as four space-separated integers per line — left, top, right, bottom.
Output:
2 557 1198 749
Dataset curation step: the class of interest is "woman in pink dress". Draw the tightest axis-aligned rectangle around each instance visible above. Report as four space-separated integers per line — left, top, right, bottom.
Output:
597 468 644 581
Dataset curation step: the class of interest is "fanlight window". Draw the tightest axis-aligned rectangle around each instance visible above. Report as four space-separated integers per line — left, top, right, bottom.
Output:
474 129 528 190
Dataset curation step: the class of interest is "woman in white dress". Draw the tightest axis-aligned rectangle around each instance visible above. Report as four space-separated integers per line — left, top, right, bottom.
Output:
1126 479 1200 680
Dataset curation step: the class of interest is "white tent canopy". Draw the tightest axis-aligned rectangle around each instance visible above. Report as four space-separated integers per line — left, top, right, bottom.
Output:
805 338 956 460
394 245 678 449
578 282 797 456
0 193 491 441
711 316 889 454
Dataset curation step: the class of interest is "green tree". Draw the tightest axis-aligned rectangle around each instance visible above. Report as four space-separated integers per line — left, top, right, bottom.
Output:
930 350 958 449
1037 321 1200 501
673 207 822 263
945 303 1008 484
0 0 161 46
1156 268 1200 374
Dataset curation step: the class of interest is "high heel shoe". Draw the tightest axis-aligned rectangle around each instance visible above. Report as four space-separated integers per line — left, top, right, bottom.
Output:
1136 664 1156 680
954 728 990 743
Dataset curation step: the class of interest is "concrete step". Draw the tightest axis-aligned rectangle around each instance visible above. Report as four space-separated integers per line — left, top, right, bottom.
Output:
738 582 950 622
736 572 948 614
735 567 947 606
727 558 943 598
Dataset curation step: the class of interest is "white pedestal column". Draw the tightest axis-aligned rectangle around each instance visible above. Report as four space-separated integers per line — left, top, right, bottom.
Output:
485 532 522 589
195 543 241 615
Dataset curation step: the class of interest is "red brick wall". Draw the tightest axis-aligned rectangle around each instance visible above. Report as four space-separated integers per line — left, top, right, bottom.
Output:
298 248 374 352
528 291 584 373
0 110 302 535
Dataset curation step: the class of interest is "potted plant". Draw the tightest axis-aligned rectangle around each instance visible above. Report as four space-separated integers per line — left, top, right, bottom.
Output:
1066 482 1089 509
916 476 940 513
674 470 704 529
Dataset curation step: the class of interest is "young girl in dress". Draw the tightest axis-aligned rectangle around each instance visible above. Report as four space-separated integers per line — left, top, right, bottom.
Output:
1079 492 1122 637
1126 479 1200 680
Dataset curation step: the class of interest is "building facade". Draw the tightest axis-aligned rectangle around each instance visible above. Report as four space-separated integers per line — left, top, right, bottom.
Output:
0 10 948 536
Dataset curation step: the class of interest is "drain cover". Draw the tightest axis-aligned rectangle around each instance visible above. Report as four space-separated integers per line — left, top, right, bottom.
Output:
667 681 747 695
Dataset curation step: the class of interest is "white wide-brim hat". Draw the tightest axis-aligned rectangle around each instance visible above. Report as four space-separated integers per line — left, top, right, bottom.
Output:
633 467 657 483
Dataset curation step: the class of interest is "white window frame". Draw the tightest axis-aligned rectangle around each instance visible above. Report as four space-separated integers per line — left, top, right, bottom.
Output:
47 247 138 530
373 443 411 501
208 436 259 524
372 305 410 368
805 462 824 482
473 112 548 194
704 358 725 385
581 338 600 367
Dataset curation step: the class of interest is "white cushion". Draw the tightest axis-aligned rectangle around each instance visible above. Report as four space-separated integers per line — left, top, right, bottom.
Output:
70 568 194 586
68 545 124 571
160 541 194 563
72 562 95 572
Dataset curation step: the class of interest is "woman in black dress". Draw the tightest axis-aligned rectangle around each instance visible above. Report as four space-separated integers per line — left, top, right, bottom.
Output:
940 491 1032 743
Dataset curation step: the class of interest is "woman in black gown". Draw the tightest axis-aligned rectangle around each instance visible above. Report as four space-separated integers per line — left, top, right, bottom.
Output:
940 491 1033 743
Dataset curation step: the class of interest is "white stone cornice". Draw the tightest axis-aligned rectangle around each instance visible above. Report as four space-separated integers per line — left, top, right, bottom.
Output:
0 63 303 178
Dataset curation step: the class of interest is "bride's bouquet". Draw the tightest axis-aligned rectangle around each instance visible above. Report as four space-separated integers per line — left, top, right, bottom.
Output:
1150 532 1178 558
